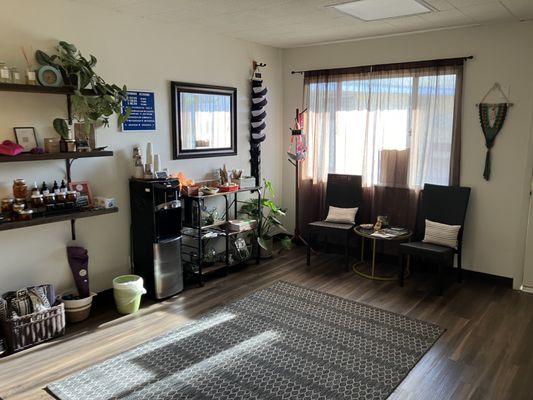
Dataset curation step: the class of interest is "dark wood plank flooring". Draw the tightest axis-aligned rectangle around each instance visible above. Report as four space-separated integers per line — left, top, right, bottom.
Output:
1 247 532 400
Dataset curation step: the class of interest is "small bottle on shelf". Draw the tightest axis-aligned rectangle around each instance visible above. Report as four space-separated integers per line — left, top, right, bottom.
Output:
31 181 40 196
53 180 60 194
60 180 67 193
26 69 36 85
41 181 50 195
0 62 10 83
10 67 21 84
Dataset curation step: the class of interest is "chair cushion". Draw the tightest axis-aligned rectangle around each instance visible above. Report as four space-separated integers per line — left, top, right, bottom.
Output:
423 219 460 249
325 206 358 224
400 241 454 256
308 221 354 231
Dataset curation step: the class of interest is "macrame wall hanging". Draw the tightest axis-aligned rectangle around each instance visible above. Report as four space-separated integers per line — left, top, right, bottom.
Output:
477 82 513 181
250 61 267 186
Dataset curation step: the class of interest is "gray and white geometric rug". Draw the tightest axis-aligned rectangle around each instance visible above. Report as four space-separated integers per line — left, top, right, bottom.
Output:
47 281 444 400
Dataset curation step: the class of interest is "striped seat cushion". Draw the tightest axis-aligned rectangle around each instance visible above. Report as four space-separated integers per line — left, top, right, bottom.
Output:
422 219 461 249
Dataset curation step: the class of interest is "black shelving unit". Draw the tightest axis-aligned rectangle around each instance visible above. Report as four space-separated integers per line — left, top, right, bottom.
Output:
181 187 262 286
0 83 117 239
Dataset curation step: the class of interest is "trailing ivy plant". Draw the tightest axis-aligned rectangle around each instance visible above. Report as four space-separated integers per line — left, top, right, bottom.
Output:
35 41 131 137
239 179 293 252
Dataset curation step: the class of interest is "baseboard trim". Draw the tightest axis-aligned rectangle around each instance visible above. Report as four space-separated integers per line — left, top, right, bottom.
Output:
461 269 513 287
520 285 533 294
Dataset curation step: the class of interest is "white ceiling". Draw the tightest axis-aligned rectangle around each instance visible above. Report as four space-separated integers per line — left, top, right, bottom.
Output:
70 0 533 48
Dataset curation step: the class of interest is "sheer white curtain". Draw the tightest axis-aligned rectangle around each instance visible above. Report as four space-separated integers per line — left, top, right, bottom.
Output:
303 65 461 189
298 61 463 232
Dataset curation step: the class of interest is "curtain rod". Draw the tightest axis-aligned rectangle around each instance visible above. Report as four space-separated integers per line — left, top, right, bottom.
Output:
290 55 474 75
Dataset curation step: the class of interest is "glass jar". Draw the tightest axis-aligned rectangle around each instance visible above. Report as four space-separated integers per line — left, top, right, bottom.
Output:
18 209 33 221
56 192 67 203
1 198 14 213
26 69 37 85
13 179 28 199
44 193 56 205
13 203 25 213
66 191 78 203
14 198 26 205
10 67 21 84
0 63 10 83
31 194 44 208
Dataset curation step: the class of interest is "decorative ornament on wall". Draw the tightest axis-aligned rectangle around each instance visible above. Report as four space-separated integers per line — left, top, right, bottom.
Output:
250 61 267 186
287 108 307 162
288 108 309 246
477 83 513 181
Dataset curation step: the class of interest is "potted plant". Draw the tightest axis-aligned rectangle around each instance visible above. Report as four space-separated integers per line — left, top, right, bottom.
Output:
35 41 130 149
240 180 292 258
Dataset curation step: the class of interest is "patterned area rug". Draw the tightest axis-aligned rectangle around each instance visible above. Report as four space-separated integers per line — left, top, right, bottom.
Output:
47 281 444 400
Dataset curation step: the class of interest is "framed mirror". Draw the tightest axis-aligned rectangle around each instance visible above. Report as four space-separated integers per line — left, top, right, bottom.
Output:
171 81 237 159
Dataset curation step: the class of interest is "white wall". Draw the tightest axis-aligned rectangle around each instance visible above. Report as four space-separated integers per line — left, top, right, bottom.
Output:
0 0 283 293
282 22 533 287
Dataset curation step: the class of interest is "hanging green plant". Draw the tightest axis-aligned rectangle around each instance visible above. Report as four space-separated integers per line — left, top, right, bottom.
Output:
35 41 131 136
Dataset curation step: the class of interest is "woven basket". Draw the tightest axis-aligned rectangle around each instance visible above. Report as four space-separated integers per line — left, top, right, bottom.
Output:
1 301 65 354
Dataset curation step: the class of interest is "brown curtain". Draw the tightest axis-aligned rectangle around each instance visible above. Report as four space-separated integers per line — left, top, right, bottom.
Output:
298 58 464 235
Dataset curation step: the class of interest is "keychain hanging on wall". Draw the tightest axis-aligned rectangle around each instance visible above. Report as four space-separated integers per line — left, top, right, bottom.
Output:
477 82 513 181
287 108 307 162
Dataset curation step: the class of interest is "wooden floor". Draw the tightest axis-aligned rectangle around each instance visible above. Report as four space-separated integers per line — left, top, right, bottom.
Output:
1 247 533 400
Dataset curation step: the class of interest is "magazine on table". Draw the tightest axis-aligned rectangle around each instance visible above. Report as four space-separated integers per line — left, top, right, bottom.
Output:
370 227 408 238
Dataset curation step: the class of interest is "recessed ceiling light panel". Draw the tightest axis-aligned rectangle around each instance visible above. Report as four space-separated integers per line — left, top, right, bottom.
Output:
331 0 433 21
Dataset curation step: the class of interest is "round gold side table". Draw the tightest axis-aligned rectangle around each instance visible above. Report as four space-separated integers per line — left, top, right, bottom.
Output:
352 226 412 281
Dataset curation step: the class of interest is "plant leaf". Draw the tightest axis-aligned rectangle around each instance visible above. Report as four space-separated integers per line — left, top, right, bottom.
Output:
53 118 69 139
258 237 270 250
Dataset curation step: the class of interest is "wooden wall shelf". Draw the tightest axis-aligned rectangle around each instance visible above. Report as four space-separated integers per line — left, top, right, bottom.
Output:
0 82 93 96
0 151 113 163
0 82 115 241
0 208 118 232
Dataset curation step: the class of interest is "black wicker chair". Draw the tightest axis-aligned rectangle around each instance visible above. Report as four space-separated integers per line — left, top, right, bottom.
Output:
306 174 363 269
399 183 471 295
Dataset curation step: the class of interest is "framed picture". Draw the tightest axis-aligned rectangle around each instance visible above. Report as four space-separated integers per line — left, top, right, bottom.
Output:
73 123 95 150
13 127 37 152
69 181 93 207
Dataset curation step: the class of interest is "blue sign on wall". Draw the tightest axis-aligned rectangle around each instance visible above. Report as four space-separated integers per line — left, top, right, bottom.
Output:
122 91 156 131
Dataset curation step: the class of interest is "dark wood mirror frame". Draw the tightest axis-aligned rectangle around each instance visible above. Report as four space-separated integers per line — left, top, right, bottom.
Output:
171 81 237 160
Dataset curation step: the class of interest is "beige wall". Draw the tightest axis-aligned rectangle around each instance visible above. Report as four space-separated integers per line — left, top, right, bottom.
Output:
0 0 283 293
282 22 533 287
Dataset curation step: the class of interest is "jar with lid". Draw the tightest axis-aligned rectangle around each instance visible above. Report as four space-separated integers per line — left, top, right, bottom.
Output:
14 198 26 206
26 69 37 85
56 192 67 204
17 209 33 221
1 198 14 213
0 63 10 83
66 191 78 203
44 193 56 206
13 203 25 213
31 194 44 208
10 67 21 84
13 179 28 199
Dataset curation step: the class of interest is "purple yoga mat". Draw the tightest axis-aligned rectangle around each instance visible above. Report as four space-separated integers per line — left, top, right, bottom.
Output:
66 246 90 298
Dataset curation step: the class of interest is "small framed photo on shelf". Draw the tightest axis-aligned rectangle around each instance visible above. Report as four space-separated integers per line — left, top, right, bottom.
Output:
69 181 93 207
13 127 37 152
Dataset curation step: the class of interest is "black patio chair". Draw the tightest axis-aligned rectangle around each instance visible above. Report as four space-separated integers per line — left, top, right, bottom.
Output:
306 174 363 269
398 183 471 295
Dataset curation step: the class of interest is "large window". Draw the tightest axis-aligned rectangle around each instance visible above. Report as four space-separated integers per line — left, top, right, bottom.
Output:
303 63 462 189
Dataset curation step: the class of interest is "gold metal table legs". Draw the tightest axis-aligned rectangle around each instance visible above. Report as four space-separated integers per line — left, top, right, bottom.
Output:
352 237 410 281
